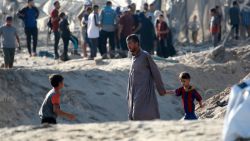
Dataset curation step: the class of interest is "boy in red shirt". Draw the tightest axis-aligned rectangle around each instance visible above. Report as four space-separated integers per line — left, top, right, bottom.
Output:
39 74 76 124
166 72 204 120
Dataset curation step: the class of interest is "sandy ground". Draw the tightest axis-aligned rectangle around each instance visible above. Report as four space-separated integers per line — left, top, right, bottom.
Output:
0 120 223 141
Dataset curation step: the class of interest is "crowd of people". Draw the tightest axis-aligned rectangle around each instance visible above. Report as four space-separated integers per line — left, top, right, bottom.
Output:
77 1 176 60
209 1 250 47
2 0 250 68
0 0 177 68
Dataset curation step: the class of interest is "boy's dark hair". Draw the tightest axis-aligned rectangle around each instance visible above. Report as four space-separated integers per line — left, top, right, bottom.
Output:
49 74 64 87
179 72 191 80
93 5 99 10
6 16 13 21
126 34 140 44
86 7 92 11
59 12 66 18
233 1 238 6
106 1 112 6
54 1 59 6
210 8 216 13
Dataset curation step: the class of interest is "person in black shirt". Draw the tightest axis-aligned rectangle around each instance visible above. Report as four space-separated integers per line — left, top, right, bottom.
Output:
59 12 70 61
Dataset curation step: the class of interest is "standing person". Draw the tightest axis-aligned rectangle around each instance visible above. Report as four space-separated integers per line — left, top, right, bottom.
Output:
146 3 156 24
210 8 220 47
17 0 39 57
189 15 200 44
166 72 204 120
59 12 70 61
51 1 61 59
229 1 240 40
156 14 169 58
126 34 169 121
216 6 223 42
118 7 135 58
78 7 92 58
143 3 149 13
100 1 117 59
240 6 250 38
39 74 76 124
0 16 20 69
139 12 155 54
129 3 142 35
87 5 100 60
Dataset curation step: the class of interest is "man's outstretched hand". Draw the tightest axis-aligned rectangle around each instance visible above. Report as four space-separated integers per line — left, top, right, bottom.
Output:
165 90 175 95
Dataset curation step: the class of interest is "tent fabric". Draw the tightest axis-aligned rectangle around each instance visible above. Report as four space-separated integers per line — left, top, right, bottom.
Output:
222 80 250 141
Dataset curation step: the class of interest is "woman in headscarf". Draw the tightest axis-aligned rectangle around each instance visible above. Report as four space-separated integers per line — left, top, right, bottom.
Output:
139 12 155 54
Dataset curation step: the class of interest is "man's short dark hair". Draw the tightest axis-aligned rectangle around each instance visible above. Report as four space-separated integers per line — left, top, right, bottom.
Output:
27 0 33 3
49 74 64 87
93 5 99 10
179 72 191 80
211 8 216 13
59 12 66 18
233 1 238 6
54 1 59 6
106 1 112 6
6 16 13 21
126 34 140 44
86 7 92 11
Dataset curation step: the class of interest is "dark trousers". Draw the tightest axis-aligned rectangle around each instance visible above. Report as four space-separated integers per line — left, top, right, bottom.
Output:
89 38 99 58
119 36 128 58
120 36 128 51
62 36 69 57
3 48 15 67
218 25 222 42
41 117 57 124
231 24 239 40
54 31 60 57
157 39 168 58
25 27 38 55
100 30 115 55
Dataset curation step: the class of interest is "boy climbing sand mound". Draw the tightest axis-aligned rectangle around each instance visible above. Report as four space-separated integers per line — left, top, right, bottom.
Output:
39 74 76 124
166 72 205 120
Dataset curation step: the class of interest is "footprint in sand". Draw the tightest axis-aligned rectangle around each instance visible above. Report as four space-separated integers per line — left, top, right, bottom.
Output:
96 92 105 96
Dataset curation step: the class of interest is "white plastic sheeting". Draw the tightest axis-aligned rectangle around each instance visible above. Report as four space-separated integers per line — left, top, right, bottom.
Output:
222 80 250 141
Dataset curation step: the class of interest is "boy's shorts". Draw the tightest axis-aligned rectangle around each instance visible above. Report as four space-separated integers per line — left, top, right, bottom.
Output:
184 112 198 120
41 117 57 124
3 48 15 66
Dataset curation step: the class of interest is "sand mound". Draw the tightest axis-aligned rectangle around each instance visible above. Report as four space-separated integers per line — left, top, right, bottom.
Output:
197 72 250 119
0 45 249 128
0 120 223 141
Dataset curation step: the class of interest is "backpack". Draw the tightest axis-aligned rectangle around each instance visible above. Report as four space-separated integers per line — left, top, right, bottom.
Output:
47 17 53 30
101 8 116 25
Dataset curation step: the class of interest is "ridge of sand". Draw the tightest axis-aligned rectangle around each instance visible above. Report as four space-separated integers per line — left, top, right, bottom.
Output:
0 120 223 141
0 45 249 128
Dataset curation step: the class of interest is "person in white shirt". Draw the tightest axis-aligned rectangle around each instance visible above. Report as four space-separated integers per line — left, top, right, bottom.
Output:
87 5 100 60
189 15 200 44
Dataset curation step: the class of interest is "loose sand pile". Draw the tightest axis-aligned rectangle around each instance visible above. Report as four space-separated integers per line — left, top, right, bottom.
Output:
0 44 249 128
0 120 223 141
0 41 249 141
